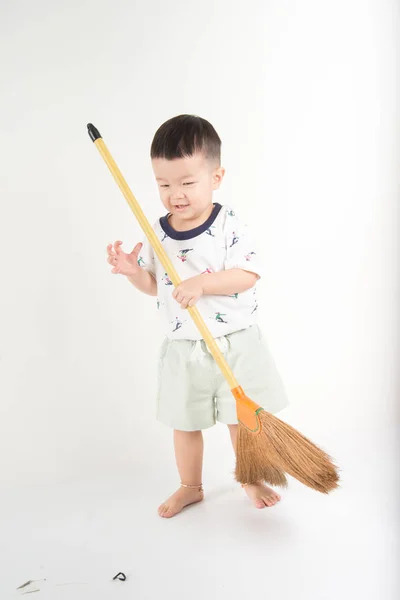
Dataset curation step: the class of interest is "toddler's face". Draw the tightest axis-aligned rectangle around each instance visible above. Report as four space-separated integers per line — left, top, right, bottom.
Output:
152 152 224 225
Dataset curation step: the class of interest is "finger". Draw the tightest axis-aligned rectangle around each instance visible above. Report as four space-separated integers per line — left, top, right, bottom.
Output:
131 242 143 256
111 266 120 274
180 297 189 309
188 298 196 307
172 288 179 299
107 244 116 257
114 241 123 254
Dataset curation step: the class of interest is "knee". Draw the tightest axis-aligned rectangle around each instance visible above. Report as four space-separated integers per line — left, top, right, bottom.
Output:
174 429 202 436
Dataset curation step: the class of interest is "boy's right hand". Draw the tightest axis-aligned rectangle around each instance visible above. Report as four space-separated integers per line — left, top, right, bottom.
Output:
107 241 143 277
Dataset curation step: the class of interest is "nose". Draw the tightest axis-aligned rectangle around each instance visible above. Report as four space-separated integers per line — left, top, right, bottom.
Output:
171 189 185 201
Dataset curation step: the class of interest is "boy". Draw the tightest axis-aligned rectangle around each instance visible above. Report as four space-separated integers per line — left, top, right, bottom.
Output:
106 115 288 518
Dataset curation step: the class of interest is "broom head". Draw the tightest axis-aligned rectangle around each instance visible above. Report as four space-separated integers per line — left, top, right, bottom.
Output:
233 387 340 494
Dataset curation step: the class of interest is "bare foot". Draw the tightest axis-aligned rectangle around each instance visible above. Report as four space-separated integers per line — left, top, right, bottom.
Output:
158 486 204 519
243 482 281 509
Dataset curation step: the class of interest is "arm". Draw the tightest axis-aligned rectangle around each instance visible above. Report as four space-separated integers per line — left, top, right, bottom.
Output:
172 268 258 309
127 270 158 296
200 268 259 296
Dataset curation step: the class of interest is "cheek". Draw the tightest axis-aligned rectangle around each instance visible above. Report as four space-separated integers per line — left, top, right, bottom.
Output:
159 192 170 209
192 183 207 198
195 182 212 202
159 189 169 201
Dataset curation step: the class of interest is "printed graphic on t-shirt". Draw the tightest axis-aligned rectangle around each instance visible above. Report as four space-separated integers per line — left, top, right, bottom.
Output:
213 312 228 324
230 232 239 247
171 316 186 332
162 273 173 286
206 226 216 237
177 249 193 262
245 252 256 261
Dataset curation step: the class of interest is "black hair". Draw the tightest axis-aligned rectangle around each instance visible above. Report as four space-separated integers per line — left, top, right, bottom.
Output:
150 114 221 164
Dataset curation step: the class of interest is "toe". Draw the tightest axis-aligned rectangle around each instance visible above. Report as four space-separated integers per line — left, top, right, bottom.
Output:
158 504 169 516
159 501 181 518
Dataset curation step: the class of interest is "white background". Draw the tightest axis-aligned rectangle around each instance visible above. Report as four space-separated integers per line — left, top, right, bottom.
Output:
0 1 399 599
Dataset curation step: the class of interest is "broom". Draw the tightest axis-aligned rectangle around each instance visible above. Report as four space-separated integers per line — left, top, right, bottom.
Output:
87 123 340 494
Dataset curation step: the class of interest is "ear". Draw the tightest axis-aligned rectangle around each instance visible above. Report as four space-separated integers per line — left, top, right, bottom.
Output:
212 166 225 190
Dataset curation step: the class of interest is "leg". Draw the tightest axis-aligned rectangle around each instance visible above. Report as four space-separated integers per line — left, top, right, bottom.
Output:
158 430 204 518
228 422 238 452
227 424 281 509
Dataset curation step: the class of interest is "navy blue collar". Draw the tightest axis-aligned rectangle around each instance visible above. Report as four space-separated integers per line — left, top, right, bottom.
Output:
159 203 222 241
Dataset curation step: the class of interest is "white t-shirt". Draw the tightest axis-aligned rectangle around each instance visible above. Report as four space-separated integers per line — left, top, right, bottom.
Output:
138 203 263 340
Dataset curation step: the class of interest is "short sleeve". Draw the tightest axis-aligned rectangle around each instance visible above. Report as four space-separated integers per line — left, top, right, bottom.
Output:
137 225 157 277
223 209 263 279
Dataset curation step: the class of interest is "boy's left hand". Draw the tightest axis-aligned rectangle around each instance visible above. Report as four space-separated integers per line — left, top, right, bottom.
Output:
173 275 204 309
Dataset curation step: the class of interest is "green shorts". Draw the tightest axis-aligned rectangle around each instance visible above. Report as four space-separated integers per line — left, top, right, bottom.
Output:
156 325 289 431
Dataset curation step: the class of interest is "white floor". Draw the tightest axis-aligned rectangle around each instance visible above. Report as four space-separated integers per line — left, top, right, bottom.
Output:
1 425 398 600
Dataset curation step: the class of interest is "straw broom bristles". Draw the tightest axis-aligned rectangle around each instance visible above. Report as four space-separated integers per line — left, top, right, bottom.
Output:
235 420 288 487
236 411 340 493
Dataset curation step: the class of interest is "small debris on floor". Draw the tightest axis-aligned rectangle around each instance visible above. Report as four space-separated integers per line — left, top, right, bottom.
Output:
16 579 46 594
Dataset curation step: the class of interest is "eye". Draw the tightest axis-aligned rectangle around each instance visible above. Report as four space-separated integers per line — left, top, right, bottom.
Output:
183 182 195 186
160 184 170 188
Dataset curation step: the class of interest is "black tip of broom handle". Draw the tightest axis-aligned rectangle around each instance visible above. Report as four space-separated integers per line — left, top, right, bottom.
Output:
87 123 102 142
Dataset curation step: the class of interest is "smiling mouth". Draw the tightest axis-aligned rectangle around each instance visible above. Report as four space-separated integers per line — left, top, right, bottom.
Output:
173 205 189 210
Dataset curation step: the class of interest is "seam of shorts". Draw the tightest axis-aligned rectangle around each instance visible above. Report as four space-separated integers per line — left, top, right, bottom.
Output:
252 324 262 341
160 337 170 361
156 338 170 415
211 335 228 397
212 333 233 402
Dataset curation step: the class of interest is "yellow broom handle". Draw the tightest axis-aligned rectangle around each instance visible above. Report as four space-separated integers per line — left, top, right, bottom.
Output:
88 124 239 390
